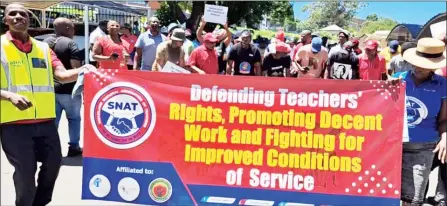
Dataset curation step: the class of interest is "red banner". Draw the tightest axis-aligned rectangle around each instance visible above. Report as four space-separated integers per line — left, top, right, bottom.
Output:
82 70 405 206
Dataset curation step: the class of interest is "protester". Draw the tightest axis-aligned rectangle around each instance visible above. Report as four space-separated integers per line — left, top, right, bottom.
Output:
92 20 129 70
293 37 328 79
425 33 447 206
183 28 195 62
43 17 83 157
328 31 349 58
196 18 231 74
89 20 108 66
187 33 219 74
389 42 417 75
398 38 446 206
153 28 186 71
134 17 166 70
132 21 140 36
262 42 291 77
325 41 359 80
120 23 138 70
351 39 362 55
358 40 387 80
380 40 401 68
264 31 287 57
226 30 262 76
0 4 95 205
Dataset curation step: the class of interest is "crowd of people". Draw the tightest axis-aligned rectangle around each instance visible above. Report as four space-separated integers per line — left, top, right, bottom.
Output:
0 3 446 206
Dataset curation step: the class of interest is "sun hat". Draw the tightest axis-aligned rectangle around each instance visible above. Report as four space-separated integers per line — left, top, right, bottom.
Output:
203 33 218 43
365 40 379 50
275 42 291 53
403 38 446 70
311 37 323 53
170 28 186 42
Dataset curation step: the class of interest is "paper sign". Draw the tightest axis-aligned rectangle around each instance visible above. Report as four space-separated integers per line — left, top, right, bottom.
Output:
161 61 191 73
430 20 446 39
204 4 228 25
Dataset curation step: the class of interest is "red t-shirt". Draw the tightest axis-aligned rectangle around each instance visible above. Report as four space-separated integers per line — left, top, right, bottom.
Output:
358 53 386 80
97 36 128 70
121 34 137 54
188 45 218 74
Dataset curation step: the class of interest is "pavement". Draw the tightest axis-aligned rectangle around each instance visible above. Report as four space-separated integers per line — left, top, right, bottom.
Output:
0 108 441 206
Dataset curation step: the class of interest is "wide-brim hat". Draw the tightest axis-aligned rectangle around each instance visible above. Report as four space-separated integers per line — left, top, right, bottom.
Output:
403 38 446 70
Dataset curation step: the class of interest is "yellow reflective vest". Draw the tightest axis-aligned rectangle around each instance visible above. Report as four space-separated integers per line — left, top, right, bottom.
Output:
0 35 56 123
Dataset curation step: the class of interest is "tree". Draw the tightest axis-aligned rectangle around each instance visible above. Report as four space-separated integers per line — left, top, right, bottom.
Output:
268 1 295 27
366 13 379 21
301 1 366 29
155 1 293 32
360 17 398 34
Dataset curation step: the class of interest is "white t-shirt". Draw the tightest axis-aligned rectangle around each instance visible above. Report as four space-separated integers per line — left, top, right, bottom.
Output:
89 27 107 62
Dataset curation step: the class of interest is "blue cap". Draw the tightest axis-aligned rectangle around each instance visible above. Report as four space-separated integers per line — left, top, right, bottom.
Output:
389 40 399 53
311 37 323 53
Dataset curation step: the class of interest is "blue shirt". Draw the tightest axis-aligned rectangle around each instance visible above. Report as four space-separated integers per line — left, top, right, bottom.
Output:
135 31 166 71
401 71 447 143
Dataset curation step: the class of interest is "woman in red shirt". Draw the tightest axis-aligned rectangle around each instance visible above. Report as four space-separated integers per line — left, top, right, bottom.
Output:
92 20 129 70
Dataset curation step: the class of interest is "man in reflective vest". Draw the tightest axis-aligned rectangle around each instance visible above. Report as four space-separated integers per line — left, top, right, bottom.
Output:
0 4 95 206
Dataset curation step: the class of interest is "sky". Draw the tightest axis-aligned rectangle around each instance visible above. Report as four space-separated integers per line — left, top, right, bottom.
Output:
293 2 446 25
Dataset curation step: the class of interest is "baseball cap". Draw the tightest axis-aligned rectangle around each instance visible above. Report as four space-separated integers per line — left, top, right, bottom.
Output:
275 42 291 53
275 31 285 42
365 40 379 50
168 23 181 33
171 28 186 42
389 40 399 53
311 37 323 53
122 23 132 30
203 33 218 43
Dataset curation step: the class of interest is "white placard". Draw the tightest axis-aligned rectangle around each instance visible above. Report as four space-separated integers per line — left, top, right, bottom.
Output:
161 61 191 74
204 4 228 25
430 20 446 39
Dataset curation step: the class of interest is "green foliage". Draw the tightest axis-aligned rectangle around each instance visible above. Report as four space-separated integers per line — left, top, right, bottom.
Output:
268 1 295 27
360 17 398 35
366 13 379 21
301 1 366 29
155 1 293 30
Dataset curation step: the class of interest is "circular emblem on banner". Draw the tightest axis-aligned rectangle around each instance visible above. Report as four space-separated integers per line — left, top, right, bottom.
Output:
89 174 111 198
406 96 428 127
148 178 173 203
239 62 251 74
90 82 156 149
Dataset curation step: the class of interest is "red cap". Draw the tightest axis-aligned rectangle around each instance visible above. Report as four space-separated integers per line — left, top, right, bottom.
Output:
203 33 218 43
365 40 379 50
275 42 291 53
352 39 359 46
275 31 285 42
